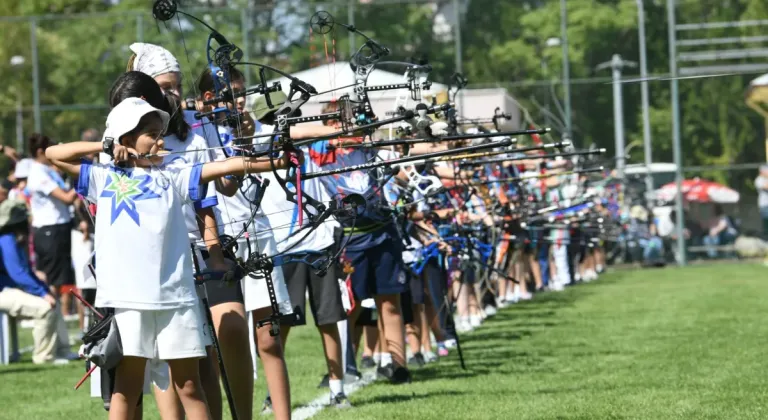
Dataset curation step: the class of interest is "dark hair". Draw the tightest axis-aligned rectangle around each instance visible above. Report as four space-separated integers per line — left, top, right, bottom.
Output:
109 71 190 141
28 133 53 157
0 220 29 237
196 65 245 95
713 204 724 217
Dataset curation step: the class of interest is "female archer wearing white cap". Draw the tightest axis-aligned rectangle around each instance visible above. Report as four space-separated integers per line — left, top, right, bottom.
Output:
125 43 272 420
46 96 293 420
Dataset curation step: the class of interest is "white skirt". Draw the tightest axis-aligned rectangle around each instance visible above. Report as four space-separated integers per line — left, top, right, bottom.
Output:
237 236 292 314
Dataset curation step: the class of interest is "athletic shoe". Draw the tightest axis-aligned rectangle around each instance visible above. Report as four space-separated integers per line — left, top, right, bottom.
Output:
407 352 426 367
469 315 483 328
260 397 273 416
331 393 353 409
390 366 412 385
437 343 449 357
317 374 329 388
484 305 497 317
456 320 473 333
377 363 395 380
424 351 439 363
360 356 376 369
519 292 533 301
442 339 457 349
345 368 362 383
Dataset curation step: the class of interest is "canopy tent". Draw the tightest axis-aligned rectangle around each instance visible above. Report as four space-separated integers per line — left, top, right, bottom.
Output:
652 178 740 204
247 62 520 127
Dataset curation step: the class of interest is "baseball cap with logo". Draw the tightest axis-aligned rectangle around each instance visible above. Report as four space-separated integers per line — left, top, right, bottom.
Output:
250 90 288 122
103 97 170 145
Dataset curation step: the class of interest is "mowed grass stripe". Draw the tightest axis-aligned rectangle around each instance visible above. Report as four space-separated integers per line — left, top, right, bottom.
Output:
313 264 768 420
3 264 768 419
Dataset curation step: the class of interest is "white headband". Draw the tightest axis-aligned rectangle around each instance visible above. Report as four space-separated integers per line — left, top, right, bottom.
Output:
129 42 181 78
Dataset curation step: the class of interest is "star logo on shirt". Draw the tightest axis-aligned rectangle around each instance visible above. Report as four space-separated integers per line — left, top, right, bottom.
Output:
101 171 161 226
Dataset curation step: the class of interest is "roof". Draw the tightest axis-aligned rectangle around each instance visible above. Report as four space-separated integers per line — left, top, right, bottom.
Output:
250 61 448 106
750 73 768 87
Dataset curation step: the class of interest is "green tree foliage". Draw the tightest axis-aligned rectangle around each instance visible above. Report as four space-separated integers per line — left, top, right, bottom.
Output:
0 0 764 194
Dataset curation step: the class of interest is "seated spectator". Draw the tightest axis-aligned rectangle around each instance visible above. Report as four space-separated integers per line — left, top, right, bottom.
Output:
0 199 76 364
668 209 705 261
9 158 33 205
704 204 738 259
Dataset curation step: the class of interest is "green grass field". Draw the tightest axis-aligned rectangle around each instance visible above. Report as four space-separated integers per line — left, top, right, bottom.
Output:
3 263 768 419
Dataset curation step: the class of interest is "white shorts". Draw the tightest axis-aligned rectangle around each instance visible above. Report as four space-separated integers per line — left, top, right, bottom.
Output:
71 230 95 289
238 236 292 314
113 306 207 360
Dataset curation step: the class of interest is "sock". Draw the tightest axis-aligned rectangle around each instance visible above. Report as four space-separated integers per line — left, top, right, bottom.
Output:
329 379 344 396
381 352 393 366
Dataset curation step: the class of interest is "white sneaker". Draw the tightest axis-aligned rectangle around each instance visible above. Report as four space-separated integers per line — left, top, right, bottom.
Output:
469 315 483 328
442 339 457 349
484 305 497 317
550 283 565 292
497 298 509 308
456 321 474 333
424 351 438 363
575 272 582 281
519 292 533 300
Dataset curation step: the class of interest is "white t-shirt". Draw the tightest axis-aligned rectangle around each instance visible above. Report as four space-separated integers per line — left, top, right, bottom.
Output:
99 110 218 245
163 111 220 244
202 123 272 239
260 147 339 254
27 161 73 227
76 160 204 310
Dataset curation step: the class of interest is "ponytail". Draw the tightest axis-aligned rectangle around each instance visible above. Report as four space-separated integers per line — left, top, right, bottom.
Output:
126 53 137 72
162 91 190 142
110 71 190 141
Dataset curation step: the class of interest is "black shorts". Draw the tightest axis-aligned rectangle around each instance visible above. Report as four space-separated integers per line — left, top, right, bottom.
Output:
355 307 378 327
408 270 425 304
401 289 415 325
283 260 347 327
33 223 75 287
198 250 245 307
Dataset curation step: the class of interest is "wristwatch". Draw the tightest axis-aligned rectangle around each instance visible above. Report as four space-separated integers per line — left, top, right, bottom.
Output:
103 137 115 157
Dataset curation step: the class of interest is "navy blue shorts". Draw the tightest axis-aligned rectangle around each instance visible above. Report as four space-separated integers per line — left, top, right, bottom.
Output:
346 239 406 301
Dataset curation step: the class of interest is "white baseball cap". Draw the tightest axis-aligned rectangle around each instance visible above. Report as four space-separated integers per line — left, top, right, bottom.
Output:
13 158 34 179
103 97 170 145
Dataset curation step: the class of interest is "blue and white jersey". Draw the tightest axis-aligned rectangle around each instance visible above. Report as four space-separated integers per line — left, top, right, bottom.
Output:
76 160 205 310
307 141 398 251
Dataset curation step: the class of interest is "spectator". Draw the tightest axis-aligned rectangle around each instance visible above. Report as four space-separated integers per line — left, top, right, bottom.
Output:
26 134 77 317
9 158 33 205
754 165 768 239
703 204 738 259
668 209 705 261
0 199 75 364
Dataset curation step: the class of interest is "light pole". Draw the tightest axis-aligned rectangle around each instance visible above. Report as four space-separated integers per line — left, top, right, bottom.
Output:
597 54 637 179
10 55 25 153
636 0 654 197
559 0 572 142
667 0 686 266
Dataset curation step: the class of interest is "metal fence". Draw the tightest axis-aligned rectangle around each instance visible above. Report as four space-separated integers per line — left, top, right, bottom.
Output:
2 1 767 266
